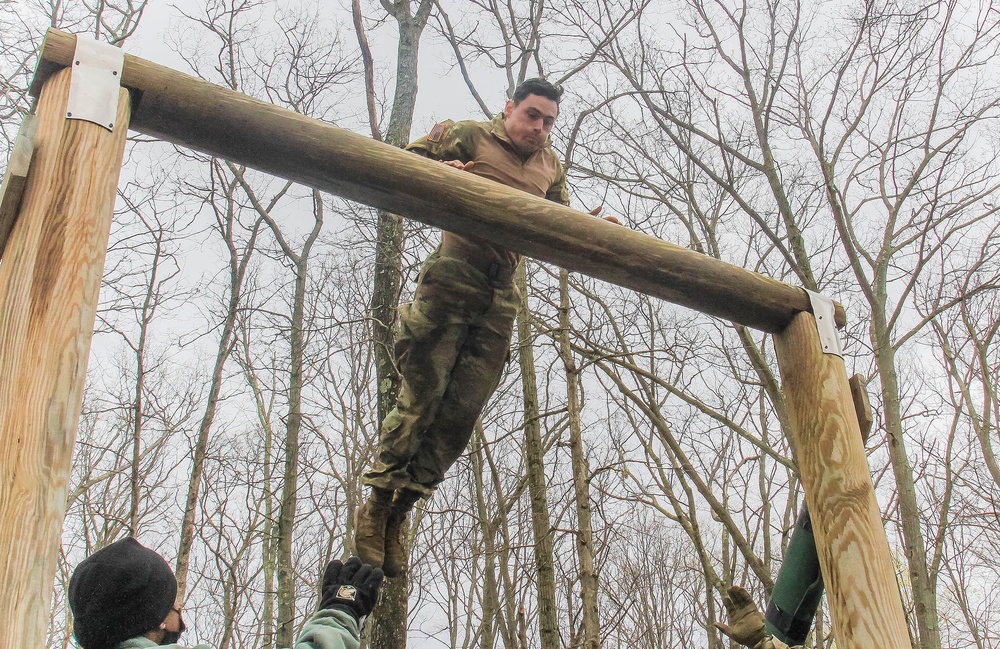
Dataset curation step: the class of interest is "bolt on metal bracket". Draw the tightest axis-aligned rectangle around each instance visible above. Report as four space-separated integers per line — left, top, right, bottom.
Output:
66 36 124 131
806 289 843 357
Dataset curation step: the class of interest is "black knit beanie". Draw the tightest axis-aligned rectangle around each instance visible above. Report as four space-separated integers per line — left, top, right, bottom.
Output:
68 538 177 649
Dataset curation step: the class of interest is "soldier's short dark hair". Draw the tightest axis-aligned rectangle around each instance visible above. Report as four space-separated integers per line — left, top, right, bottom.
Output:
512 78 563 105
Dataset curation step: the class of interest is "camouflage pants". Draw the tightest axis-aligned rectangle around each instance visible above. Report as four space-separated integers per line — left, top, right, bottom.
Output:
362 253 520 496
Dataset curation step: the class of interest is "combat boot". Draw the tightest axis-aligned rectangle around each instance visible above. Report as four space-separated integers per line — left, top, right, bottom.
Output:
383 489 421 578
354 488 394 568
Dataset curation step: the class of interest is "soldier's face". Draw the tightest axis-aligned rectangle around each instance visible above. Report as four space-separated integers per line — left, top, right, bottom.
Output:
503 94 559 156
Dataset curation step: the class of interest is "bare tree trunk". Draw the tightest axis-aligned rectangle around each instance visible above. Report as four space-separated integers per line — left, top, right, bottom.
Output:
127 344 144 536
470 430 497 649
228 165 323 647
275 282 306 646
127 222 168 536
275 190 324 648
175 171 262 602
365 0 433 424
558 268 600 649
933 318 1000 490
362 2 433 647
262 400 278 649
515 261 560 649
239 323 279 649
873 324 939 648
127 243 153 535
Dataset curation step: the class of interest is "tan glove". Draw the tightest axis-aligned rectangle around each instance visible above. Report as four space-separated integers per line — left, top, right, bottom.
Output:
714 585 766 647
755 636 793 649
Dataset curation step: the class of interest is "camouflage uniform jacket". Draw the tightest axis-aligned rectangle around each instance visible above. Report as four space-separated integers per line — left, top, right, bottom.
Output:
407 113 570 273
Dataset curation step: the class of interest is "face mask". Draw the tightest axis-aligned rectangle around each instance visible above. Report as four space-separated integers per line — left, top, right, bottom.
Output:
160 615 186 645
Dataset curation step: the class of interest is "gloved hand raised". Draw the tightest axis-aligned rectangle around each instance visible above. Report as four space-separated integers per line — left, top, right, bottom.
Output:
319 557 384 621
714 585 766 647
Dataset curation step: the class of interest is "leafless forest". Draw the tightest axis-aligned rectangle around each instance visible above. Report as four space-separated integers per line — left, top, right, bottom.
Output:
3 0 1000 647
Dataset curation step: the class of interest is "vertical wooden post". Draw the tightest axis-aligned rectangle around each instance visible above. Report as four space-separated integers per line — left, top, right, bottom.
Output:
774 312 912 649
0 67 130 648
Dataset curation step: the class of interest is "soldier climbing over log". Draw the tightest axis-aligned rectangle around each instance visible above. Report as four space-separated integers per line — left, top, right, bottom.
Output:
353 77 619 577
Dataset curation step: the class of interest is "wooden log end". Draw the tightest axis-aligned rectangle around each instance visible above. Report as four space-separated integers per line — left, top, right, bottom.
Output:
28 30 74 99
834 300 847 328
0 115 38 261
849 374 874 443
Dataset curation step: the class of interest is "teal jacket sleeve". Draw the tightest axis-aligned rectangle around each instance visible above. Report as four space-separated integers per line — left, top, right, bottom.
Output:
113 610 360 649
115 637 211 648
291 609 361 649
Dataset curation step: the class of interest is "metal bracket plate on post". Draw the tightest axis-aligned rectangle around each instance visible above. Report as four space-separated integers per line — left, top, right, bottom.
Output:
66 36 124 131
806 289 843 357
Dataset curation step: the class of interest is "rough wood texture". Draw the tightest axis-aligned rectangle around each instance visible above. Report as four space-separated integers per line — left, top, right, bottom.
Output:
0 69 130 648
775 313 912 649
32 28 844 333
0 114 37 260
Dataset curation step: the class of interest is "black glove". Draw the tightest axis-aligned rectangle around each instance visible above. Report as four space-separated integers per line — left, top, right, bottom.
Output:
319 557 384 621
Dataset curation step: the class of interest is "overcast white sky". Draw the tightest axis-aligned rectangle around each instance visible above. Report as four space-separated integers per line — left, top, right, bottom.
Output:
125 0 512 141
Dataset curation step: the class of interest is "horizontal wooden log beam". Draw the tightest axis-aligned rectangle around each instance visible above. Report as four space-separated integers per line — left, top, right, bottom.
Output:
31 28 845 333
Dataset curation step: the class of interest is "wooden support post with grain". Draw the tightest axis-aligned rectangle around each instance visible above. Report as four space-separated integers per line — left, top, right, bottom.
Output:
0 63 130 648
774 313 911 648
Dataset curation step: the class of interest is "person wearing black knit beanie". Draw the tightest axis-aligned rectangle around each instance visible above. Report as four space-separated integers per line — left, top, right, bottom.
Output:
67 539 382 649
69 538 187 649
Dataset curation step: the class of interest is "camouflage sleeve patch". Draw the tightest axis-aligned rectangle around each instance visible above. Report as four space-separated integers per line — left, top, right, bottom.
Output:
406 119 474 163
427 122 446 143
